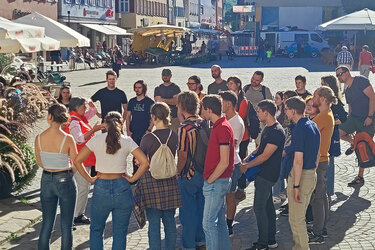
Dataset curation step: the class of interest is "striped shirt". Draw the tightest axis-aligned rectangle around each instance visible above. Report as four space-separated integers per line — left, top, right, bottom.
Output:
178 116 199 177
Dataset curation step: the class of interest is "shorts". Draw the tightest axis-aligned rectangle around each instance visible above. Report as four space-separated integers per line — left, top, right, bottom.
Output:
229 164 242 193
339 115 375 137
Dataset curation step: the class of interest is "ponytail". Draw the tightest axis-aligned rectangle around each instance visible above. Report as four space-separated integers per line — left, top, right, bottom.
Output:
105 112 123 154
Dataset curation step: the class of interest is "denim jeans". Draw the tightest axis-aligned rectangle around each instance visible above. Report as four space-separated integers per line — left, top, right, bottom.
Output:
254 176 276 248
202 178 231 250
326 156 335 196
146 208 177 250
38 171 77 250
272 177 285 196
90 178 133 250
178 171 205 250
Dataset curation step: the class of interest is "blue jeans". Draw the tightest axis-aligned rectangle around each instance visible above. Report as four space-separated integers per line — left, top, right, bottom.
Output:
254 176 276 248
146 208 177 250
326 156 335 196
273 177 285 196
178 171 205 250
90 178 133 250
38 171 77 250
202 178 231 250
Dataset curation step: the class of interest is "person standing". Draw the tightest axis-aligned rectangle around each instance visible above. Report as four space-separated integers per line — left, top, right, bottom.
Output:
240 100 285 250
187 75 205 100
336 46 354 70
91 70 128 121
284 97 320 250
200 95 234 250
132 103 181 250
66 98 104 225
35 104 78 250
294 75 312 100
336 65 375 187
358 45 374 78
57 86 72 108
112 45 123 78
218 91 245 238
308 87 335 244
176 91 206 250
207 65 228 94
126 80 154 175
74 111 149 250
154 69 181 132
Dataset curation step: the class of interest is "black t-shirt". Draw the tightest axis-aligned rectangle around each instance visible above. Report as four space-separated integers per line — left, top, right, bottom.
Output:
297 90 312 100
256 122 286 182
127 96 154 136
154 83 181 118
346 76 371 121
91 87 128 119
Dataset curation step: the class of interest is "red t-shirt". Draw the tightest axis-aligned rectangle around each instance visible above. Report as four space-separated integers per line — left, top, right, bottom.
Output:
203 117 235 179
359 51 373 65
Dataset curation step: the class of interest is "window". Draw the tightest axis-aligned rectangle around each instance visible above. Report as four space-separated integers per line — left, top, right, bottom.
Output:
120 0 129 12
295 34 308 42
96 0 101 6
200 4 203 15
311 33 323 43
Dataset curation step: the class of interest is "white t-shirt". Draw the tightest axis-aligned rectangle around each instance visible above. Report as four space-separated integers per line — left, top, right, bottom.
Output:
85 133 138 173
228 113 245 164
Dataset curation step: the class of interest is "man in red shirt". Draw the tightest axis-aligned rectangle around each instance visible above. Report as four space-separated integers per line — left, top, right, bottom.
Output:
200 95 234 250
358 45 374 78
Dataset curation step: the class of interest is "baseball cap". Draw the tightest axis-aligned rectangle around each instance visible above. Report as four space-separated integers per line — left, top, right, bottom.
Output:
162 69 172 76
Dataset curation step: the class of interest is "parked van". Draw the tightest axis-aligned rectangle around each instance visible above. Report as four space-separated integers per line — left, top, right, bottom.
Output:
260 31 329 53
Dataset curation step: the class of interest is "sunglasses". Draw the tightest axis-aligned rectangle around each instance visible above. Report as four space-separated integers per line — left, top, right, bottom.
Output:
336 71 346 77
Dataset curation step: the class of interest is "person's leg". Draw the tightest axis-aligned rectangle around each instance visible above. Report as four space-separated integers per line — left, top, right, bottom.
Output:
57 173 77 250
38 174 59 250
74 166 91 219
266 187 277 245
237 140 250 190
226 164 241 233
326 156 335 197
146 208 162 250
311 161 329 236
161 209 177 250
90 180 112 250
112 179 133 250
253 176 274 248
195 178 206 247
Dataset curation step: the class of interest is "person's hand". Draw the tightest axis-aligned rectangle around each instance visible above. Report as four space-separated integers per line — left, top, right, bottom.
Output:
122 173 133 183
134 158 140 166
240 163 248 174
282 150 286 157
88 173 100 184
364 117 373 126
127 130 132 137
294 188 301 204
92 122 105 132
88 101 95 108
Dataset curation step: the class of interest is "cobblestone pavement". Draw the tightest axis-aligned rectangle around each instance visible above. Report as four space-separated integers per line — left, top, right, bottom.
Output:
2 57 375 249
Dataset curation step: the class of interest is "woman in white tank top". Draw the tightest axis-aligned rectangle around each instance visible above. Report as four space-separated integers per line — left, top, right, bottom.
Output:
34 103 78 250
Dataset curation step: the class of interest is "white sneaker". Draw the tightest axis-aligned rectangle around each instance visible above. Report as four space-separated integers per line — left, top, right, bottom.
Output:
273 195 282 204
268 242 278 249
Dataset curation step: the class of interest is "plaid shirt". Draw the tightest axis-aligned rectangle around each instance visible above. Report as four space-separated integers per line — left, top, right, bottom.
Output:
337 50 353 64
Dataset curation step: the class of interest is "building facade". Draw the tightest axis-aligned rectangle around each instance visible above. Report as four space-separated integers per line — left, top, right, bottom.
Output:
1 0 58 20
119 0 168 30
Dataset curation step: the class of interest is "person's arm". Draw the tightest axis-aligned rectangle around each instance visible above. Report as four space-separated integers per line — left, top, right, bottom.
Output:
240 144 278 173
358 53 362 69
84 102 98 120
126 110 132 136
292 151 303 203
154 96 162 102
69 120 103 144
363 85 375 126
176 126 188 173
177 151 188 174
207 145 230 183
73 146 98 183
123 148 149 182
34 136 43 168
350 56 354 70
160 94 178 105
122 103 128 120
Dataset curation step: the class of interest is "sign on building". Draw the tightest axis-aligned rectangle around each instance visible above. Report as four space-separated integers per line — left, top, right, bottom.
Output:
233 5 254 13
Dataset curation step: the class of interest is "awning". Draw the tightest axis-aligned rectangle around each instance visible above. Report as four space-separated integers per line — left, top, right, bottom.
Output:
81 23 130 36
0 37 60 53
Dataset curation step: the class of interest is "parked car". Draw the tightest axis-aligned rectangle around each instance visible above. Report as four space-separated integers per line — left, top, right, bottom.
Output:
285 42 320 58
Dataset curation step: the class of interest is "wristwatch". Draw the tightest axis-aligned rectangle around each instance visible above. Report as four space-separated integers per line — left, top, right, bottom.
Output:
367 115 373 119
293 185 300 189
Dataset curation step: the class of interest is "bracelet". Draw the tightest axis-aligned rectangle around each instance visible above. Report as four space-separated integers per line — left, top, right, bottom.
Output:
293 185 300 189
367 116 373 119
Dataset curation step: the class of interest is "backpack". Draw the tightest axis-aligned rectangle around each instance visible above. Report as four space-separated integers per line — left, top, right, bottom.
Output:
243 85 266 139
353 132 375 168
243 85 266 100
149 130 177 179
184 119 211 174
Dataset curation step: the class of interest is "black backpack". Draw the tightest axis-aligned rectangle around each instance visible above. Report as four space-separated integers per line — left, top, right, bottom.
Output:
183 119 211 174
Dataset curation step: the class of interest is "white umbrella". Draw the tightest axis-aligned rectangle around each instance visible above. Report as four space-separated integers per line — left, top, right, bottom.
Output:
0 17 60 53
317 8 375 31
14 12 90 47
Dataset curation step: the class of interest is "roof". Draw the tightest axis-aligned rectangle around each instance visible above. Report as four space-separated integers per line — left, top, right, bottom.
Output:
253 0 342 7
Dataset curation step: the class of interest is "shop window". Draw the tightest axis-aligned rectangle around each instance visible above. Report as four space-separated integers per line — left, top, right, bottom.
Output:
120 0 129 12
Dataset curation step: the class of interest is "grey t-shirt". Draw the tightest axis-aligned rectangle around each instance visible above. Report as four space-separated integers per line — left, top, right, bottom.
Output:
244 84 273 106
154 83 181 118
346 76 371 121
208 80 228 94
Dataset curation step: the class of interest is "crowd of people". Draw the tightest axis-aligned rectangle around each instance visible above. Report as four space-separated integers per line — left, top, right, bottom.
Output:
35 63 375 250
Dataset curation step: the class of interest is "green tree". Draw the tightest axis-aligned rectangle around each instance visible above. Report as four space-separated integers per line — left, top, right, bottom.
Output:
225 7 240 31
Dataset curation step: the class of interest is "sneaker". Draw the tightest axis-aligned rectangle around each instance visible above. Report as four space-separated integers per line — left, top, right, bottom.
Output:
306 219 313 225
347 176 364 187
322 228 328 238
280 203 288 209
279 193 287 200
307 227 313 236
228 227 234 238
280 206 289 216
235 189 246 202
273 195 282 204
246 242 269 250
268 242 278 249
308 233 325 245
345 146 354 155
74 214 91 224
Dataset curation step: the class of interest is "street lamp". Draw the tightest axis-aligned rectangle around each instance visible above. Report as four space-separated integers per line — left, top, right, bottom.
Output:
67 11 71 26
